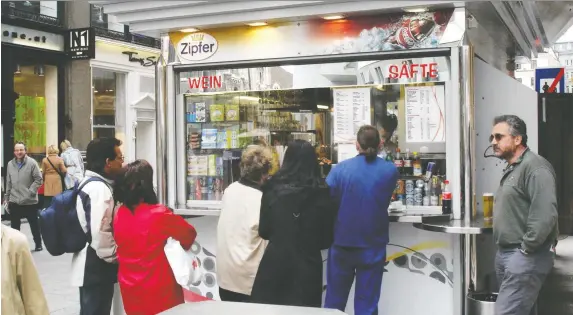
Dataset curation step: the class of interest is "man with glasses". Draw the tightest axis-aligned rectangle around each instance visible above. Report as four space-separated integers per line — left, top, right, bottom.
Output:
490 115 558 315
3 142 43 251
70 138 124 315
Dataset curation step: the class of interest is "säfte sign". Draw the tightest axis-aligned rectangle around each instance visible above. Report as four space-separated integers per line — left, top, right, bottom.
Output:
388 62 438 79
64 27 95 60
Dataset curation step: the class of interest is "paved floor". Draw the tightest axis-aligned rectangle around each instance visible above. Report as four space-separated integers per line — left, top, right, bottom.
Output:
538 236 573 315
7 222 573 314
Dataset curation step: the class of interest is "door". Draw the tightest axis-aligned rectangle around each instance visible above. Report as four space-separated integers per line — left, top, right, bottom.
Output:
538 93 573 235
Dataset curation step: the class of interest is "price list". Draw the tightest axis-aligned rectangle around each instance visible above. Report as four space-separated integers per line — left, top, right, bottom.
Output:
405 86 445 143
333 88 371 144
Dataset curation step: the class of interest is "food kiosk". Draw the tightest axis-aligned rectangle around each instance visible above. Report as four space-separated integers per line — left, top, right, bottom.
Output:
155 6 539 315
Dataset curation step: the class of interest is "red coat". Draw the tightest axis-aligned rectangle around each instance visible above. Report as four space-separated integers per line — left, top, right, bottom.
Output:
114 203 197 315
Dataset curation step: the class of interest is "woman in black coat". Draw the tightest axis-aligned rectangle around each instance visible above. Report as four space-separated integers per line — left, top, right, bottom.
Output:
250 140 337 307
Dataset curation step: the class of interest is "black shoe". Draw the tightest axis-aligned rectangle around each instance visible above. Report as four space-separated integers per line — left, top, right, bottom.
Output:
34 245 43 252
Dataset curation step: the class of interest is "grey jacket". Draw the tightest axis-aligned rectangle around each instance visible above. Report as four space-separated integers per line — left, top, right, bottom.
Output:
493 148 559 253
5 156 43 205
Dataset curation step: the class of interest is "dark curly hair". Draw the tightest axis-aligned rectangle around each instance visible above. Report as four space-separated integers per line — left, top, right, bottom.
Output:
113 159 158 212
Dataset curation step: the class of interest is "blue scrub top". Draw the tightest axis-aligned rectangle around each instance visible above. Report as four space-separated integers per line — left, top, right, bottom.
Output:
326 154 399 248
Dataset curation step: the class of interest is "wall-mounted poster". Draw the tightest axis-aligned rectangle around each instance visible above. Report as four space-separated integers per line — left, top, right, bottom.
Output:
404 85 445 143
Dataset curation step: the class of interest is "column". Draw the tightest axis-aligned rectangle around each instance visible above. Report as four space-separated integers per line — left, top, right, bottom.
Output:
63 1 92 151
45 65 58 149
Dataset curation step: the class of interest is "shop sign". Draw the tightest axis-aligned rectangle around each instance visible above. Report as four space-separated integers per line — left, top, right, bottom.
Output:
177 32 218 62
188 75 222 89
1 24 64 51
122 51 157 67
388 62 439 79
64 28 95 60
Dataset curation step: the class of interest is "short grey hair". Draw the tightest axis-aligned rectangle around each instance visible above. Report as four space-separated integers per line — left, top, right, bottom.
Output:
493 115 528 146
240 145 272 182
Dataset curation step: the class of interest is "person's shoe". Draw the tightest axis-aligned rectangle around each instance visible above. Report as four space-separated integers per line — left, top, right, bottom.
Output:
34 245 43 252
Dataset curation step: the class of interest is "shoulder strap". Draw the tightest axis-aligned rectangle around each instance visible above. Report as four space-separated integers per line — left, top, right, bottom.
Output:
46 157 64 178
78 176 112 194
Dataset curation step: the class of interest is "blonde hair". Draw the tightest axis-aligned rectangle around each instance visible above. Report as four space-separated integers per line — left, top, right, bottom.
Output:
60 139 72 151
240 145 272 182
47 145 59 155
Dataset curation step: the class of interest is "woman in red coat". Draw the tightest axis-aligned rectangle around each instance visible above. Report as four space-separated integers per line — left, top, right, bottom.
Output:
113 160 197 315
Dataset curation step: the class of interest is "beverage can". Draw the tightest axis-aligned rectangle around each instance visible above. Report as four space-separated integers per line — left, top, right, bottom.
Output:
414 188 423 205
405 180 415 194
430 195 439 206
425 162 436 181
397 194 406 205
423 196 430 206
416 179 425 188
396 180 405 194
406 195 415 206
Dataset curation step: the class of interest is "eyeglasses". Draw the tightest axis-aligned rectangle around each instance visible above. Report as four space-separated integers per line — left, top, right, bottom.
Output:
489 133 507 142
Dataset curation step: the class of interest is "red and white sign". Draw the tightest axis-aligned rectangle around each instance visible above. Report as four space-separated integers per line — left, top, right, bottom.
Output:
188 75 222 89
388 62 438 79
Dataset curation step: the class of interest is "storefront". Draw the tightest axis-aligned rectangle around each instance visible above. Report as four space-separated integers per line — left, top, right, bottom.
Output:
1 23 66 167
155 6 540 315
90 38 159 166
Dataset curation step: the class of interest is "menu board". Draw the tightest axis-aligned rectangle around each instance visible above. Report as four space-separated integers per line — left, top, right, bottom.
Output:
333 88 371 143
337 143 357 163
404 85 446 143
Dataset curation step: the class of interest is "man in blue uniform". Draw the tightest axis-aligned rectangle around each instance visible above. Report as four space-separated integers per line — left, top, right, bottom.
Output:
324 125 399 315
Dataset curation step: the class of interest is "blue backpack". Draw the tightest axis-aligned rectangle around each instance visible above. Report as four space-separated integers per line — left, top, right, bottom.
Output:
39 177 111 256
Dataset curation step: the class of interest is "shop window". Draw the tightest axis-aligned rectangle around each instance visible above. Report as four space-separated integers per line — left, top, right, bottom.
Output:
179 57 450 204
92 68 126 141
12 64 59 163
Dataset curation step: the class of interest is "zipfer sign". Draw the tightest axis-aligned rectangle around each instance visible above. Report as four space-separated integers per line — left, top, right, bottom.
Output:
177 32 218 62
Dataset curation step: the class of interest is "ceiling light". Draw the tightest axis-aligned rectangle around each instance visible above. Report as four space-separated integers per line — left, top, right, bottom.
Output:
180 28 199 33
403 7 428 13
14 64 21 75
247 22 267 27
317 105 329 110
323 15 344 20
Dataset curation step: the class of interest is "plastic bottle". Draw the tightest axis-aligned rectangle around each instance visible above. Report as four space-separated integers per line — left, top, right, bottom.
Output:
442 180 452 214
412 151 422 176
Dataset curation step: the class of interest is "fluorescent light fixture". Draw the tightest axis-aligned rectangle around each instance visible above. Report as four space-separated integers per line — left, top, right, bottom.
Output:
323 15 344 20
317 105 329 110
403 7 428 13
180 28 199 33
247 22 267 27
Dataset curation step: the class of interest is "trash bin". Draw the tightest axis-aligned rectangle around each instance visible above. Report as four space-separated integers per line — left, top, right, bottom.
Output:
467 292 497 315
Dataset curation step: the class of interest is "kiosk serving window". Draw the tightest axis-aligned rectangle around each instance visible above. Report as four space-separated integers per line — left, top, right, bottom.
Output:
179 57 450 208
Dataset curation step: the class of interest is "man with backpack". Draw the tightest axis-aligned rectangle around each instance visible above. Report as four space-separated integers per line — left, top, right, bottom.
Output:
70 138 124 315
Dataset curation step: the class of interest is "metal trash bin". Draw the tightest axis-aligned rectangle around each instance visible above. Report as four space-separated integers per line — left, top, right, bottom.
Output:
467 292 497 315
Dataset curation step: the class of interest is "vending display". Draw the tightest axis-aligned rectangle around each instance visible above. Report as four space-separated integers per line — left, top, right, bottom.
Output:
184 89 330 204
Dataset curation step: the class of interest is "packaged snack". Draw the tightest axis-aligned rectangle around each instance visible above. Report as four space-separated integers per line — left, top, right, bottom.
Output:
195 102 206 122
225 104 240 121
201 129 218 149
210 104 225 122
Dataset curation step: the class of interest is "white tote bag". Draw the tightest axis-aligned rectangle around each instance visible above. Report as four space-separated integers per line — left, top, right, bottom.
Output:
164 237 203 288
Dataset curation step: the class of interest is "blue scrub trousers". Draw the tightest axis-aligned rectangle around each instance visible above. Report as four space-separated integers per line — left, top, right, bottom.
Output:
324 245 386 315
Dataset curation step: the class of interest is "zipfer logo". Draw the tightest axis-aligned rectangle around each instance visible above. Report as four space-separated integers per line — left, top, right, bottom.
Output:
177 32 218 62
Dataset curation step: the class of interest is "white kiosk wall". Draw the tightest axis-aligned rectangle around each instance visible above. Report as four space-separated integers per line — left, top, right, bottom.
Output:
473 56 538 292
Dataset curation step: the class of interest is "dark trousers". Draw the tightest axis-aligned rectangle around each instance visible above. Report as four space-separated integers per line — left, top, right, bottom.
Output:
324 245 386 315
9 203 42 246
219 287 250 303
79 283 115 315
43 196 53 209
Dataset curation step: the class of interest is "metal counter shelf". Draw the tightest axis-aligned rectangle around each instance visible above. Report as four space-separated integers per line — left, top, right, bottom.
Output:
413 218 493 234
174 205 452 223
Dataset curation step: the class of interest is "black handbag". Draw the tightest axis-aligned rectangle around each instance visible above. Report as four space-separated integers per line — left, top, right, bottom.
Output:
46 157 67 191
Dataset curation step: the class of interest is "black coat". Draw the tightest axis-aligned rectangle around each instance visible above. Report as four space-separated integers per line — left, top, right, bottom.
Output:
250 181 337 307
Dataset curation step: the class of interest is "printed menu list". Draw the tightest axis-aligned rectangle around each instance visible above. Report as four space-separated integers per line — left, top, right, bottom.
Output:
404 85 446 143
333 87 371 144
